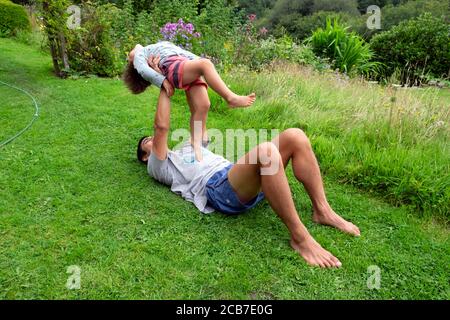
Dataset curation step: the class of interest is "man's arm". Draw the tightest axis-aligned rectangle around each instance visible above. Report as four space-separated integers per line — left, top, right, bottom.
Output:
133 46 166 88
152 89 171 160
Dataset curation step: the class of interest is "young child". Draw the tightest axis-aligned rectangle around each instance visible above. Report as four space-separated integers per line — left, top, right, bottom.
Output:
123 41 256 161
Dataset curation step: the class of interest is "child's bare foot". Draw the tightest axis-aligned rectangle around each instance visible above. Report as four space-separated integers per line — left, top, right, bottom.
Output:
290 236 342 268
227 93 256 108
312 206 360 237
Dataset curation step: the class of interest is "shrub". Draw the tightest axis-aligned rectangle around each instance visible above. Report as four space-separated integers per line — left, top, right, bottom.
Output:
247 34 325 70
65 0 159 77
194 0 243 69
354 0 450 41
308 18 380 76
251 35 296 68
381 0 449 32
370 13 450 85
107 0 158 60
65 3 122 77
150 0 199 28
0 0 31 37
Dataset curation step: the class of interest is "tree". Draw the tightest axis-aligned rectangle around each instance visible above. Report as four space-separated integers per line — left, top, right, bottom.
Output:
313 0 359 15
356 0 393 13
39 0 70 77
237 0 276 17
269 0 314 25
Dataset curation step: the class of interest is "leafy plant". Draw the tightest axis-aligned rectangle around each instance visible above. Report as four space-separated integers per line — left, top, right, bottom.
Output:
308 18 381 76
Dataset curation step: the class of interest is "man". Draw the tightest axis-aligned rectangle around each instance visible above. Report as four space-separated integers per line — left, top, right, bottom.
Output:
136 87 360 269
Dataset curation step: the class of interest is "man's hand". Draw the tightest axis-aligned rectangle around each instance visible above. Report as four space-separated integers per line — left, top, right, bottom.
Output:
148 55 162 74
162 79 174 97
148 55 173 97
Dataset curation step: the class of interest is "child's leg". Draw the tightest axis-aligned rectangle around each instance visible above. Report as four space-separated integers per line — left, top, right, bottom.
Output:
186 85 210 161
182 59 256 108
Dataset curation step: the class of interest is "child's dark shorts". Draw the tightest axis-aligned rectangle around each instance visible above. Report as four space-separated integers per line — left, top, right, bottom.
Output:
161 56 208 91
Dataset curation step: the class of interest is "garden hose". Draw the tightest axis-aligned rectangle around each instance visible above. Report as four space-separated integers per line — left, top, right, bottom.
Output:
0 80 39 148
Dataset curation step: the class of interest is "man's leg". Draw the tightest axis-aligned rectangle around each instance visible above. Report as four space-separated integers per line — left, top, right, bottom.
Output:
186 85 210 161
182 59 256 108
274 128 360 236
227 142 342 268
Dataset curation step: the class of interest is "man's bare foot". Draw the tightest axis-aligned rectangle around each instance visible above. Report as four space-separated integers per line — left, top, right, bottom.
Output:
290 236 342 268
312 207 360 237
227 93 256 108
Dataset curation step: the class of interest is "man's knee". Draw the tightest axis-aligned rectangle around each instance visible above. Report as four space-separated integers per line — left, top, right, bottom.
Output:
284 128 310 148
257 142 281 167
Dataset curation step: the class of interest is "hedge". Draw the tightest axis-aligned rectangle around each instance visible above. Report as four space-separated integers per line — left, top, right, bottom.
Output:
0 0 31 37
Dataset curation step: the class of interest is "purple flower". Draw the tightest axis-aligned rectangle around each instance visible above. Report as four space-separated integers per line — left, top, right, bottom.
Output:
160 19 200 48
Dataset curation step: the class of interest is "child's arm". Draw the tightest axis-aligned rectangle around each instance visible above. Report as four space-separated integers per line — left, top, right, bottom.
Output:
133 46 166 89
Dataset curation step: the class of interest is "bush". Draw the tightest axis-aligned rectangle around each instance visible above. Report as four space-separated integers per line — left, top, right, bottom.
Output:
150 0 199 26
245 34 324 70
381 0 449 32
194 0 243 69
65 3 123 77
370 13 450 85
308 18 380 76
65 0 159 77
0 0 31 37
355 0 450 41
251 35 296 68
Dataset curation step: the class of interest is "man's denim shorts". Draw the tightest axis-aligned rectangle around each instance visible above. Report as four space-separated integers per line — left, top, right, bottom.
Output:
206 164 265 215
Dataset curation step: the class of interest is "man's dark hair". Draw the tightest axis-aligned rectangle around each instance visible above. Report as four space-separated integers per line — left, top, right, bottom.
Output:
123 61 151 94
137 136 148 164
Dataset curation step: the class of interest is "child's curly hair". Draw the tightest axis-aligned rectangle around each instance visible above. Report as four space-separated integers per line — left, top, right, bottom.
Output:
122 61 151 94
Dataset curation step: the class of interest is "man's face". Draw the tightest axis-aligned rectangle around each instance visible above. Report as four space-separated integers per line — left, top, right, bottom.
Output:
140 136 153 161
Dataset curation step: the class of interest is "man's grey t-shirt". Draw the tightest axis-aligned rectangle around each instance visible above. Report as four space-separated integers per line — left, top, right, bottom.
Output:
147 144 231 213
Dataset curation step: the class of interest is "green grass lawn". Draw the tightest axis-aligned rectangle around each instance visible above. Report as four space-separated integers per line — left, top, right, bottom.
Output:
0 38 448 299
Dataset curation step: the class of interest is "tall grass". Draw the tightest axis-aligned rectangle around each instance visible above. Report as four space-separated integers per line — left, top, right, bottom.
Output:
224 64 449 220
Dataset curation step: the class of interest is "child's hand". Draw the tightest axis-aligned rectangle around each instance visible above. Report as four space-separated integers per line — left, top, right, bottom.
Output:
162 79 174 97
148 55 162 74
